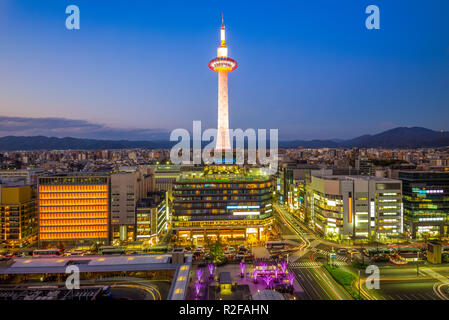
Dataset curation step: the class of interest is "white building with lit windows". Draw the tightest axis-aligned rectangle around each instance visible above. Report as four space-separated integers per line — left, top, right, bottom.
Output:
310 174 403 242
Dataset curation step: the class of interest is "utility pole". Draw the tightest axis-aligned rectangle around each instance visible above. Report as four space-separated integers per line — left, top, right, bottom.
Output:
416 250 420 277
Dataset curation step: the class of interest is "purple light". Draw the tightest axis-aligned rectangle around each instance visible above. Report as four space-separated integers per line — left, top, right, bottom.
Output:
259 262 267 272
252 268 258 279
287 272 295 286
262 274 272 288
194 282 201 296
196 269 203 282
280 261 287 274
274 267 279 280
239 262 246 275
208 264 215 276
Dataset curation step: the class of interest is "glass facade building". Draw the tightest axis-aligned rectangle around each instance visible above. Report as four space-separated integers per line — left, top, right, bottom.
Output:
399 171 449 239
172 165 274 244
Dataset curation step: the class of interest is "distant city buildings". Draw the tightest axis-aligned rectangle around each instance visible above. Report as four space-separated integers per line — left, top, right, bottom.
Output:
0 144 447 246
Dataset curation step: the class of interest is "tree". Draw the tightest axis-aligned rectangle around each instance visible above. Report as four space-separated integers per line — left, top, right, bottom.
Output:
90 242 100 253
208 237 225 263
57 241 65 251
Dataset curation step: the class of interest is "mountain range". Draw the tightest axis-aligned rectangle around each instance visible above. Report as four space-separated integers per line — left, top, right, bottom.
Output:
0 127 448 151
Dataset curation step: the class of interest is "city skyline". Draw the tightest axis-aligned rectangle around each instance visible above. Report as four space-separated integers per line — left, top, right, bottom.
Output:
1 1 449 305
0 0 448 140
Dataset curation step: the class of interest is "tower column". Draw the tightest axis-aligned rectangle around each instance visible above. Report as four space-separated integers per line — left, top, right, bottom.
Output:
217 71 231 151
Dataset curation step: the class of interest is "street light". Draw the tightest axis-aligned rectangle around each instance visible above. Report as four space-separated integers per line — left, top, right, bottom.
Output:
416 250 420 277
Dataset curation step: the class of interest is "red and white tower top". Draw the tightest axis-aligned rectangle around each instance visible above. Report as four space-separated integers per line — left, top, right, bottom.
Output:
208 19 238 73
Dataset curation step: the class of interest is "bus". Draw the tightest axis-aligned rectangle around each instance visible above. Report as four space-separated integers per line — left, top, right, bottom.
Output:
266 241 287 250
65 250 85 256
397 247 419 254
99 246 126 255
143 245 172 253
32 249 62 257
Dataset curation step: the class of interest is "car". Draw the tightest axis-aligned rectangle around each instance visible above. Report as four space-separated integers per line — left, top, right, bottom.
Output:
337 248 348 255
235 253 245 260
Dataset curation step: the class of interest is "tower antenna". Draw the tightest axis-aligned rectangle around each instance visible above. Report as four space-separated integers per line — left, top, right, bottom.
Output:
221 13 224 27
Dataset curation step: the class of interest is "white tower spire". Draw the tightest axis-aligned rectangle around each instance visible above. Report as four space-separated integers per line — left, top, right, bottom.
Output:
208 20 238 154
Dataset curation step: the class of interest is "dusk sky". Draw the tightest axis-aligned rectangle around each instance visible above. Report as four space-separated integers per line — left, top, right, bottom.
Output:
0 0 448 140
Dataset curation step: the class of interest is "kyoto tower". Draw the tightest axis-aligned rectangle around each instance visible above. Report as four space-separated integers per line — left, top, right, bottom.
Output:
208 19 238 152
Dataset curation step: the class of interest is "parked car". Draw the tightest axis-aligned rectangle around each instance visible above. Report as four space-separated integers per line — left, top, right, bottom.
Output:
235 253 245 260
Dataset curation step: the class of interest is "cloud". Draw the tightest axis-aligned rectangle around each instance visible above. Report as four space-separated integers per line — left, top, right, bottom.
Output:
0 116 170 141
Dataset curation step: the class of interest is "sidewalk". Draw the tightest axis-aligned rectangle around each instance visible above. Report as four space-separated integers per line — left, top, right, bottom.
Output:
252 246 270 259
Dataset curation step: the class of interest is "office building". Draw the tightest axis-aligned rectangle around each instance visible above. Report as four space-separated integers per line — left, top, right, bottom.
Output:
110 168 152 243
172 165 274 244
0 184 37 247
310 174 403 242
151 165 183 193
399 171 449 239
135 191 170 243
38 174 110 247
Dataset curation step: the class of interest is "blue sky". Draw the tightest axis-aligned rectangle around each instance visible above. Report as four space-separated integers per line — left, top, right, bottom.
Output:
0 0 448 140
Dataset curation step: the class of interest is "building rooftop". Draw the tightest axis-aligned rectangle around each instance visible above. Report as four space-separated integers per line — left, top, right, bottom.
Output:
251 289 286 300
313 174 399 182
219 272 232 284
177 167 270 183
0 254 192 300
0 286 106 300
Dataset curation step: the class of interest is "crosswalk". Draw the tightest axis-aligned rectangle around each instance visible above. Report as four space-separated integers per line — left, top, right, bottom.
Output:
315 249 350 263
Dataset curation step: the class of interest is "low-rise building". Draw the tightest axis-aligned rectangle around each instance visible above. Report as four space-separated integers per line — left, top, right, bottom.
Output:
0 183 37 247
136 191 170 244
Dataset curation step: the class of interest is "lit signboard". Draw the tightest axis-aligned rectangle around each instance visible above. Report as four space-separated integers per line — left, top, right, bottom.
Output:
233 212 260 216
227 205 260 210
